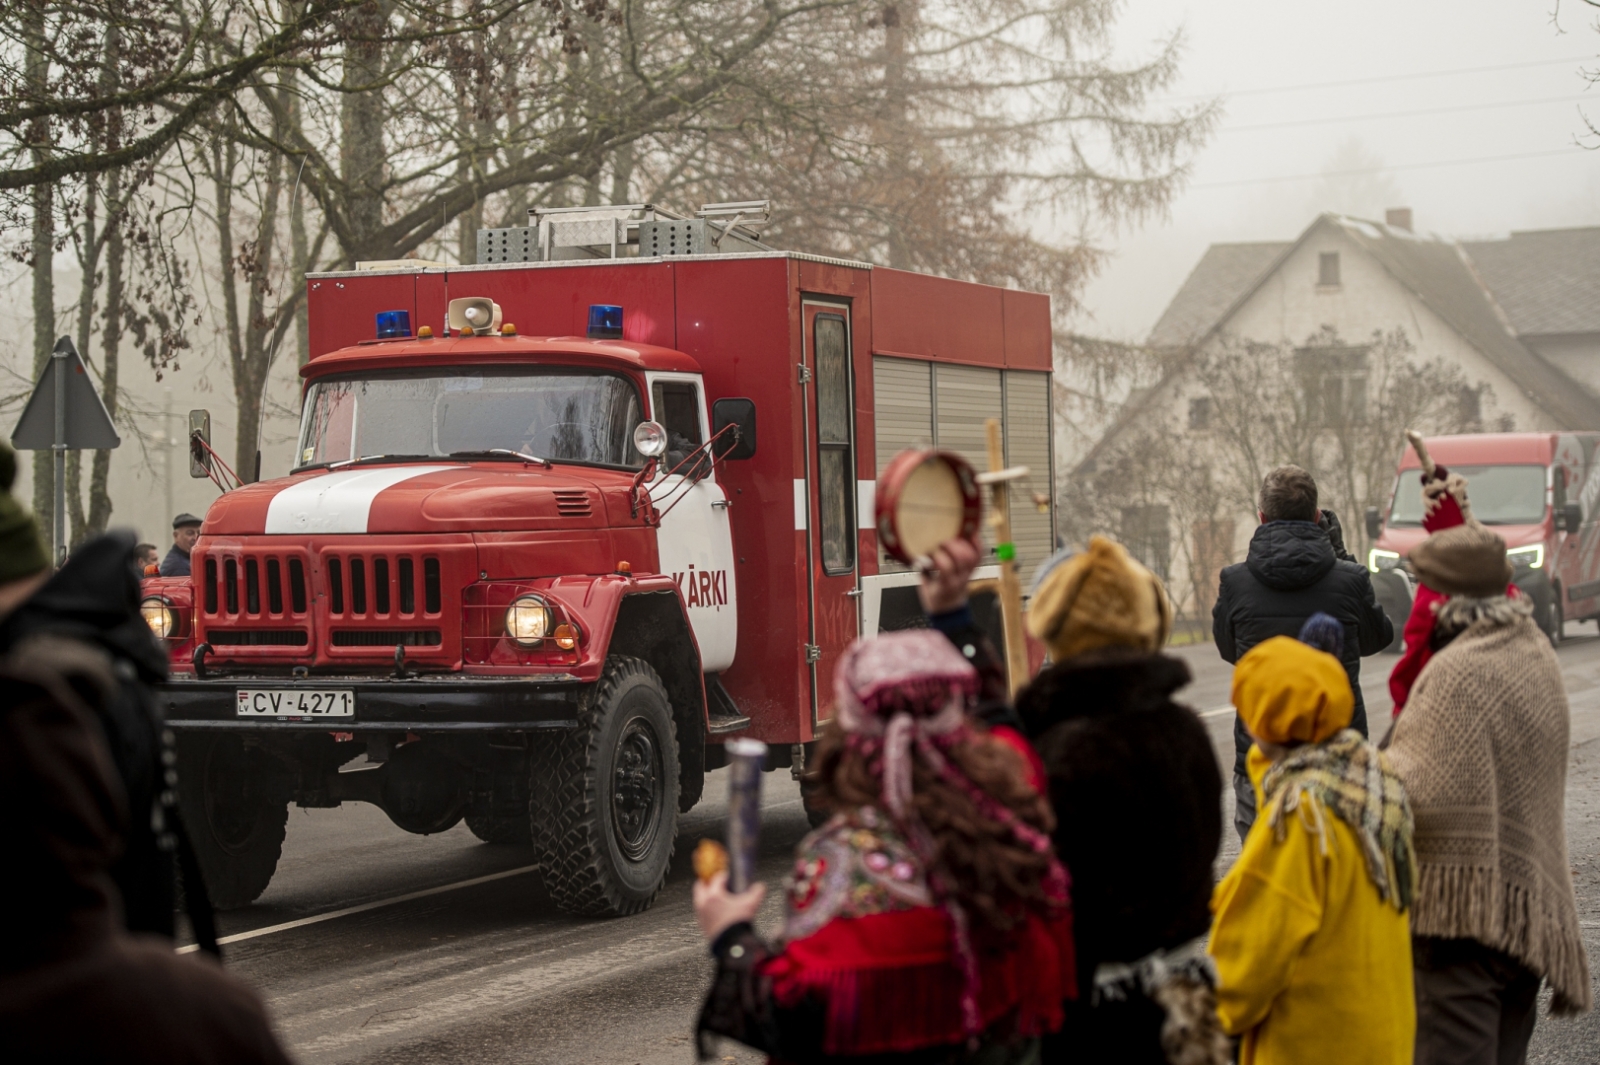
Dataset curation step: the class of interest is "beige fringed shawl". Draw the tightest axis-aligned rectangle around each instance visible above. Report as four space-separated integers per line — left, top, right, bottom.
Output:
1388 602 1592 1013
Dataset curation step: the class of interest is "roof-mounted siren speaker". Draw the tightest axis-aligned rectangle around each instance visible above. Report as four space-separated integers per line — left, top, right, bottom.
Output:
447 297 502 335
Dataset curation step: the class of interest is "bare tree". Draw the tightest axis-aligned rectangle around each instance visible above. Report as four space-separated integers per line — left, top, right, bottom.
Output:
1065 327 1497 623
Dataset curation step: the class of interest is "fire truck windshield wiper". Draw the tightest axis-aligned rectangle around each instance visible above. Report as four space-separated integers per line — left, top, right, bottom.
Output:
448 448 553 468
292 454 432 473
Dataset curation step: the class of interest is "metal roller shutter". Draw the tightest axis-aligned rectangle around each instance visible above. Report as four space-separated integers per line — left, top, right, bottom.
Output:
1004 370 1054 586
935 365 1003 553
873 357 933 571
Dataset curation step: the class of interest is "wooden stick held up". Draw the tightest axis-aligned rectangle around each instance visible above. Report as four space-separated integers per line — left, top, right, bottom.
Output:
984 418 1029 695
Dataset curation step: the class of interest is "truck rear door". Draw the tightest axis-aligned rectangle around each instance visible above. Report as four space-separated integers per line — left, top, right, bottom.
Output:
800 300 860 726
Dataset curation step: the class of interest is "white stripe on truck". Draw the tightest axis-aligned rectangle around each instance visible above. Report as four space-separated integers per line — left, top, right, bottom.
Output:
264 466 455 534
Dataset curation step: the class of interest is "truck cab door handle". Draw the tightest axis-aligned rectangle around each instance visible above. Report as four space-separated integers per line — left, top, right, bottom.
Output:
711 499 732 510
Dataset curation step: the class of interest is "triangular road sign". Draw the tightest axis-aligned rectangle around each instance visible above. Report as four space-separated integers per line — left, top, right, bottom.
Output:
11 337 120 450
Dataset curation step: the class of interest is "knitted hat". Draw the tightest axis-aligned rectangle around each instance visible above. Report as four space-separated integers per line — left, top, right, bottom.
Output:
1025 535 1172 661
1233 636 1354 746
0 443 49 584
1408 522 1512 598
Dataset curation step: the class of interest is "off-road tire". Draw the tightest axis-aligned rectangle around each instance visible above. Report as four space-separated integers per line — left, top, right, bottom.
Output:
529 656 680 917
466 812 533 845
176 734 288 910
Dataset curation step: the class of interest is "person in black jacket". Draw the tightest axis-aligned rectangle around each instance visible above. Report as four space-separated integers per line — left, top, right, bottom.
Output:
1212 464 1393 840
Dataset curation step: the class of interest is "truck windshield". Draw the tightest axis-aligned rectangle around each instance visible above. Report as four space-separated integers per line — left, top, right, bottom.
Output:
297 369 643 469
1387 464 1545 526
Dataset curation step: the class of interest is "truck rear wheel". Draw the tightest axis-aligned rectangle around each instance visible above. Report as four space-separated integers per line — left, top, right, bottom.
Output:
529 656 679 917
176 734 288 910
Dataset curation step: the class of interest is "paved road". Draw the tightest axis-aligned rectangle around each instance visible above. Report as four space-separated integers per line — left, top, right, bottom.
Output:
197 626 1600 1064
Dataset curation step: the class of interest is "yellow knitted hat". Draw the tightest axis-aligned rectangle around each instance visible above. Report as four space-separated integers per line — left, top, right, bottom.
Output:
1232 636 1353 746
1025 535 1172 661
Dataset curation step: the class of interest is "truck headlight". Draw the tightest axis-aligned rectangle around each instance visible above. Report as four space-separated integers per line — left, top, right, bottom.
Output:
506 594 552 646
140 596 176 639
1508 544 1544 569
1368 548 1400 573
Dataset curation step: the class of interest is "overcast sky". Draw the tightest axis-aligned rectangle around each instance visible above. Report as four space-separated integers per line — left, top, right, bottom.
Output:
1071 0 1600 342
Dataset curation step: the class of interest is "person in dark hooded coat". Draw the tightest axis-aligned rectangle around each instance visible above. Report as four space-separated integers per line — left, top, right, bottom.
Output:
0 528 186 937
0 444 290 1064
1213 465 1393 839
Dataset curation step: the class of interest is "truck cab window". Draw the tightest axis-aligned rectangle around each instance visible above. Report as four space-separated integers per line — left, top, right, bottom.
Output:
814 313 854 574
652 380 706 475
297 369 644 468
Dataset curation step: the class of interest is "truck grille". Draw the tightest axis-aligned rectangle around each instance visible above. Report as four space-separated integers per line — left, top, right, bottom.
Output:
326 553 441 617
203 553 310 619
331 629 442 647
207 630 310 646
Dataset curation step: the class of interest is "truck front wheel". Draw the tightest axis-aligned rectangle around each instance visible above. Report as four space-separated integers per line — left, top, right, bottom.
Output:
176 734 288 909
529 656 680 917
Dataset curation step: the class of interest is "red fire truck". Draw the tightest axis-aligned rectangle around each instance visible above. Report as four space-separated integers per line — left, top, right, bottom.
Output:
140 204 1055 916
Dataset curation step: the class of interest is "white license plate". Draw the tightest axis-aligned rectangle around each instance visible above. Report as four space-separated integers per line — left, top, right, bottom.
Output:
235 689 355 718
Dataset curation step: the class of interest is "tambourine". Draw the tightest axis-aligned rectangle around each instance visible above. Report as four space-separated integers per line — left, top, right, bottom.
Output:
875 449 982 565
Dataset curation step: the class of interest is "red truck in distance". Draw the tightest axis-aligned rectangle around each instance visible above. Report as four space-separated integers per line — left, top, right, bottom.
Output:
1365 431 1600 648
139 203 1056 917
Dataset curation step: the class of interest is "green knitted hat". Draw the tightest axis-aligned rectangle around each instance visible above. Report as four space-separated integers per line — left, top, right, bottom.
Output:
0 443 49 583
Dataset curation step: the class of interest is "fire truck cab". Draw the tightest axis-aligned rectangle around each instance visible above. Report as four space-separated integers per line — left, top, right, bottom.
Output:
141 204 1055 916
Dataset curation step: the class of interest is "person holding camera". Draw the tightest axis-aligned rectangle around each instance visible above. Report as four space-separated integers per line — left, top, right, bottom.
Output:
1213 465 1394 840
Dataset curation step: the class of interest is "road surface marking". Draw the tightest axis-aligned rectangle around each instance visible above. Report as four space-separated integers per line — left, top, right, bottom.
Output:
1201 705 1234 719
176 864 539 954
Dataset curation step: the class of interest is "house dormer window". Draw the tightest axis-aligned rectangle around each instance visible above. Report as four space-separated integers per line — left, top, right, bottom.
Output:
1318 252 1341 288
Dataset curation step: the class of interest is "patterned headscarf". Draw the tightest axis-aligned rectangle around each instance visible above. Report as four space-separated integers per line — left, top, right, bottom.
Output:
833 629 1068 1038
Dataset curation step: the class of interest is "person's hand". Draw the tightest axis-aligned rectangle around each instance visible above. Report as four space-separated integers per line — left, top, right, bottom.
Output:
693 871 766 941
916 536 981 616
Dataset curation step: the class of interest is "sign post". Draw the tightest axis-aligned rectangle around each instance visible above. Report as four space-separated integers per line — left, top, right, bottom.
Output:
10 337 121 565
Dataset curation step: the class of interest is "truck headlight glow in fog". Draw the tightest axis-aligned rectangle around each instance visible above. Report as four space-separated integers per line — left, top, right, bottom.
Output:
506 594 553 646
140 596 176 639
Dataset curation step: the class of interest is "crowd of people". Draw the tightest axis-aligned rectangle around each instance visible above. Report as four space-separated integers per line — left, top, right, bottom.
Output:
696 461 1591 1065
0 429 1591 1064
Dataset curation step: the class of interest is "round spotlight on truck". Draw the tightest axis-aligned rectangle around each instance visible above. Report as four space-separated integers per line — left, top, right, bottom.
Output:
140 596 176 639
633 420 667 458
506 594 552 646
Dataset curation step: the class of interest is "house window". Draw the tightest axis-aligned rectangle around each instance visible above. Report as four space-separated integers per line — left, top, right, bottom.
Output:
1120 504 1171 581
1318 252 1341 288
1188 396 1212 431
1296 345 1368 427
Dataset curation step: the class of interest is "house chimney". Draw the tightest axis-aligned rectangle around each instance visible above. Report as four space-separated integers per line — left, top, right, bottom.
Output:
1386 207 1413 233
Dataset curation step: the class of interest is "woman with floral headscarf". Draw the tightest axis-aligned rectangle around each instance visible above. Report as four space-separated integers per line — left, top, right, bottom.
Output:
694 629 1076 1064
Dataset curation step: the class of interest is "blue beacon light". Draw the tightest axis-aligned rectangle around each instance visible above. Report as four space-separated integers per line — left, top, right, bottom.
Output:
376 309 412 339
587 304 624 340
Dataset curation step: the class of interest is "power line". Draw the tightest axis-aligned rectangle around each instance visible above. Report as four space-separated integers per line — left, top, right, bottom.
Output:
1189 147 1590 190
1155 55 1596 105
1220 93 1595 134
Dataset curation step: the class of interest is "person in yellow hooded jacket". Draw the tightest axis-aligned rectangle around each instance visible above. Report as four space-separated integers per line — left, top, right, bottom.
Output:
1209 629 1418 1065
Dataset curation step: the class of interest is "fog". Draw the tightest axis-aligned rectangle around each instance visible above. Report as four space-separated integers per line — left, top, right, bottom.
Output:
1070 0 1600 342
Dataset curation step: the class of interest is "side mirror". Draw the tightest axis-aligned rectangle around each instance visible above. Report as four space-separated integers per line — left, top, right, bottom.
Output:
711 398 757 460
1563 501 1583 533
1365 506 1382 541
188 409 212 478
